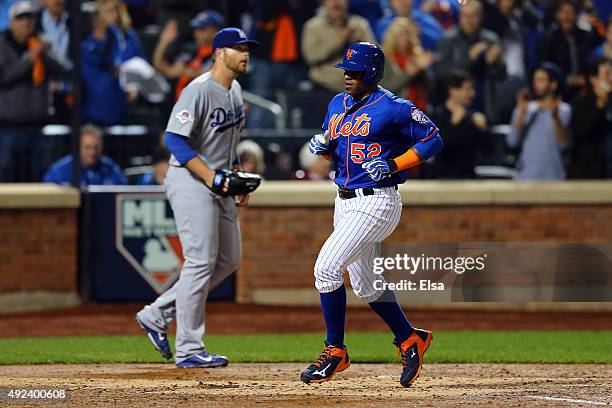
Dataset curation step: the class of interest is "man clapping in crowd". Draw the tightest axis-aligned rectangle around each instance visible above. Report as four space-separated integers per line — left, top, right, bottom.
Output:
432 70 488 179
0 1 66 182
507 63 571 180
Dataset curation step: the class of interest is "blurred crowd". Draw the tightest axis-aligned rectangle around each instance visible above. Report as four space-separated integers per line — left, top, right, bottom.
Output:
0 0 611 186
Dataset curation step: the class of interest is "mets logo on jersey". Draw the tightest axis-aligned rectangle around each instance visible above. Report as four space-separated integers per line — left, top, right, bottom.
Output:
116 194 183 294
411 107 429 124
328 113 372 139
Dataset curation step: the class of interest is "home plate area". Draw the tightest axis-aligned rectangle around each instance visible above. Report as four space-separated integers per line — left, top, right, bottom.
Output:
0 363 610 407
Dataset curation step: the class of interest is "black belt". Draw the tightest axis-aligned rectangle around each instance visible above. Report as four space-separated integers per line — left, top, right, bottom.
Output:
337 186 397 200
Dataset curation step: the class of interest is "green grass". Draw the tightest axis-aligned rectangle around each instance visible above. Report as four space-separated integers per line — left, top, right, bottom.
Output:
0 331 611 365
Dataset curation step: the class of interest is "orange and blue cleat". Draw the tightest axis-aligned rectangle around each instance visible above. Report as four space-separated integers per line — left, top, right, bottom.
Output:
395 328 433 387
300 342 350 384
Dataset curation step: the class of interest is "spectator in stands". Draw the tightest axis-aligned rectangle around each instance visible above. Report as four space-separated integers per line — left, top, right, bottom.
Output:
436 0 506 122
569 58 611 178
484 0 527 82
137 146 170 185
0 1 66 182
507 62 571 180
237 140 265 175
294 141 333 180
537 0 599 94
36 0 70 69
0 0 19 31
248 0 317 128
483 0 530 122
301 0 375 94
381 17 434 111
102 0 170 105
43 124 127 187
591 16 612 60
81 0 137 126
152 11 223 99
375 0 444 51
431 70 488 179
36 0 72 122
100 0 145 64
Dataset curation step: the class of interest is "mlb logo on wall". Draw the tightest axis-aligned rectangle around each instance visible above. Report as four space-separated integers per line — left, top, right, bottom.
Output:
116 194 182 293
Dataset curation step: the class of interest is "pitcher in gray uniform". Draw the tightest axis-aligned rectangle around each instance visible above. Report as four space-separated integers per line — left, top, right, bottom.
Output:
135 28 259 368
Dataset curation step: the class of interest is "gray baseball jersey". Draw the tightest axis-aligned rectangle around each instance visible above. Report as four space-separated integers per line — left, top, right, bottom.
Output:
137 71 244 364
167 71 245 170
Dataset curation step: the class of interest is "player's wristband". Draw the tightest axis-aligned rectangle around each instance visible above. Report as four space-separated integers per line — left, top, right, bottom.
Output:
390 148 422 172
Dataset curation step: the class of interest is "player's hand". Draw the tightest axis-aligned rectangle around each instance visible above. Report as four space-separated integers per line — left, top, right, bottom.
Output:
202 168 228 193
236 194 250 207
362 157 392 182
309 132 330 155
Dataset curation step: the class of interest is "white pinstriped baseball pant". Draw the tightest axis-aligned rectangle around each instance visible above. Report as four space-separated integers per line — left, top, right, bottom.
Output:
314 186 402 303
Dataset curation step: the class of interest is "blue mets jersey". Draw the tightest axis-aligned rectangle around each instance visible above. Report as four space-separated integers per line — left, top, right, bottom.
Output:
322 87 440 189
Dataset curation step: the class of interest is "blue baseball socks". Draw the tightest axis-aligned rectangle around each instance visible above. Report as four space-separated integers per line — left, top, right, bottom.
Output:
368 289 414 345
320 285 347 347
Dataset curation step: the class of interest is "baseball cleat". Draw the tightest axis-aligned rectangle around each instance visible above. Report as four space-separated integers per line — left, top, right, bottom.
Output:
135 315 173 360
176 351 229 368
395 328 433 387
300 342 350 384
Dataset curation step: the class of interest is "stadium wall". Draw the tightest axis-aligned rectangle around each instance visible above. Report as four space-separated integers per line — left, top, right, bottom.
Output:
238 181 612 304
0 185 81 312
1 181 611 310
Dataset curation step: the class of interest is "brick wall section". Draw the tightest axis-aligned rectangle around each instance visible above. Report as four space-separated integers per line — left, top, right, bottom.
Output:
237 205 612 302
0 209 78 293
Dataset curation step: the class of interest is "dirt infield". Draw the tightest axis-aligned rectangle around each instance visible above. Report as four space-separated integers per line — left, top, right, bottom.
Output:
1 302 612 337
0 363 610 407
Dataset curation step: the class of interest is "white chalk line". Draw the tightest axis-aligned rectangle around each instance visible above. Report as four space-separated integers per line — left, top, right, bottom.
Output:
529 396 611 406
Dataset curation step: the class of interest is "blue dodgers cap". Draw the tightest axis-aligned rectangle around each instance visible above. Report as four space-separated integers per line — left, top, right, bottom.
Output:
190 10 225 30
212 27 259 52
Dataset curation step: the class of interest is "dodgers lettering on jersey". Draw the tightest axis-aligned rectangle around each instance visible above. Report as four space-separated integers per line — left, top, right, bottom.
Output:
322 88 438 189
166 72 245 170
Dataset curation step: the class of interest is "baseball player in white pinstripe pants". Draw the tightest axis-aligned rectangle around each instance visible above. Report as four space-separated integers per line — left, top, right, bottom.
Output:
300 42 443 387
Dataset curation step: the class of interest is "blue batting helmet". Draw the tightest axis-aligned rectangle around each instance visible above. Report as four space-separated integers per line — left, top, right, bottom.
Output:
335 42 385 85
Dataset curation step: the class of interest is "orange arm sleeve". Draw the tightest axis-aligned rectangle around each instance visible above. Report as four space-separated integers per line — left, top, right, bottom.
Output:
391 148 423 172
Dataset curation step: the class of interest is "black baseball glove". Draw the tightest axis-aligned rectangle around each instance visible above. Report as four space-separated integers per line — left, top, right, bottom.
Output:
209 169 262 197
